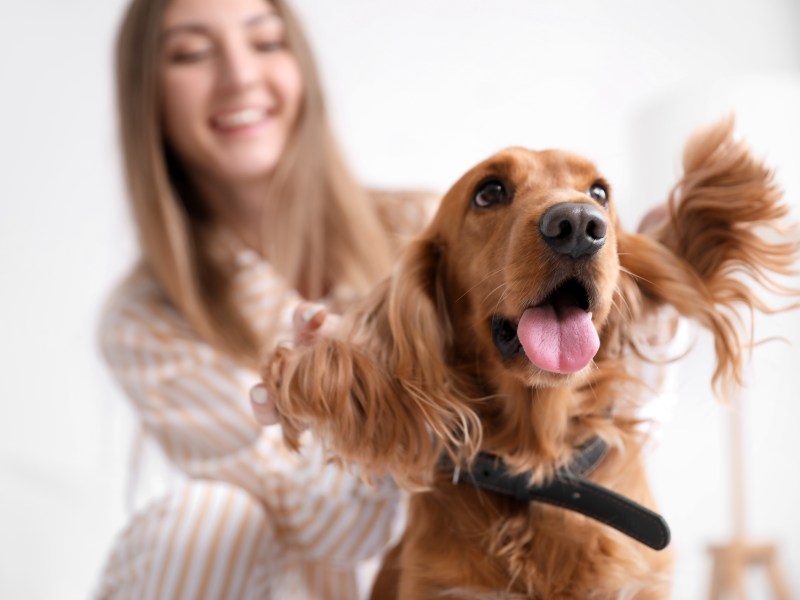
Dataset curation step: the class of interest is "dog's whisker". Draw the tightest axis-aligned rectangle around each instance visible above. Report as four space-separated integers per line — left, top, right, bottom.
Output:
481 281 508 308
611 297 633 324
482 284 516 320
497 286 514 304
612 288 635 320
455 266 509 304
619 265 656 286
488 285 514 315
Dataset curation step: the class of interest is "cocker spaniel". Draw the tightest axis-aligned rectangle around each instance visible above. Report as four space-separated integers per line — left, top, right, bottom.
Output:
262 118 798 598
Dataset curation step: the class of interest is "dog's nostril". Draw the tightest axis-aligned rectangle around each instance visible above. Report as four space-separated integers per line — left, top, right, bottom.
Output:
586 217 607 241
541 213 574 240
540 202 607 259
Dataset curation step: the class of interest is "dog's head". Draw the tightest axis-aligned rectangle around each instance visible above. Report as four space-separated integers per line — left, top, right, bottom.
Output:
401 147 623 390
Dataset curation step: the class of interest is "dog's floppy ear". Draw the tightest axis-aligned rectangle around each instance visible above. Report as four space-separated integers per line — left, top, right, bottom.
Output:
386 236 453 387
268 233 481 490
617 117 799 397
382 235 482 475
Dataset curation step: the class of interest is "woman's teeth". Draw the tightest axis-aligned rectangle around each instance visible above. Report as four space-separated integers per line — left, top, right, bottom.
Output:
214 109 266 129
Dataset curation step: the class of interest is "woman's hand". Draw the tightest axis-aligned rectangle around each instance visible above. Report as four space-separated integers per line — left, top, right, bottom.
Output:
249 302 340 426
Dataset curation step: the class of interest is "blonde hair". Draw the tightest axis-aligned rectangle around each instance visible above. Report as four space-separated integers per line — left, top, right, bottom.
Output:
115 0 394 364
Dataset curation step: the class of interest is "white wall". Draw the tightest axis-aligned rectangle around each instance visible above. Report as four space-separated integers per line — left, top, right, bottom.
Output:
632 77 800 597
0 1 136 598
1 1 798 598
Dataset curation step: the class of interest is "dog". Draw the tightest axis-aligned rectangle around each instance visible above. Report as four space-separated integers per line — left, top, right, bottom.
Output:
262 118 798 598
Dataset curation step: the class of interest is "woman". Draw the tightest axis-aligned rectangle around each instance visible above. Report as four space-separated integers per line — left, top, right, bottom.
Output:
96 0 433 597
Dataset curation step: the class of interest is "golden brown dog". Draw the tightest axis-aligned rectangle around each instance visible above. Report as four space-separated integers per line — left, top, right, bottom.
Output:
263 118 798 598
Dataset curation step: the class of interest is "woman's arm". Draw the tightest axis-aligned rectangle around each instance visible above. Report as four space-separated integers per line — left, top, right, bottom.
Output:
100 278 397 563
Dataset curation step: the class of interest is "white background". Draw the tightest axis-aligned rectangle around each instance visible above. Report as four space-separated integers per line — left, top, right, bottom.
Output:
1 0 799 598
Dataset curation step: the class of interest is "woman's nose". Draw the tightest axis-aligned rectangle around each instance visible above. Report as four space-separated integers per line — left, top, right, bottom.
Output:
218 42 260 90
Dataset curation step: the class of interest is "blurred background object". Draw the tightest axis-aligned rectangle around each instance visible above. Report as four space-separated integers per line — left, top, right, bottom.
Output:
1 1 798 598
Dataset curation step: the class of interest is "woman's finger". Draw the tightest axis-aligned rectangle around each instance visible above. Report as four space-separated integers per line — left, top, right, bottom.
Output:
293 302 327 344
249 384 279 426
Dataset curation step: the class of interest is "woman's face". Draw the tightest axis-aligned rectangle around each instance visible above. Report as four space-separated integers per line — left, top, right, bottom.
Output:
160 0 303 186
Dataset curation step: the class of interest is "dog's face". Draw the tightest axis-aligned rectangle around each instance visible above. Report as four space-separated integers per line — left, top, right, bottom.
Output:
425 147 621 388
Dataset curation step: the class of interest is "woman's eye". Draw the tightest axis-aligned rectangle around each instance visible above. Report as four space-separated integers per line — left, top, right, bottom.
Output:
588 182 608 205
173 53 209 64
473 180 508 208
169 48 213 64
254 40 286 53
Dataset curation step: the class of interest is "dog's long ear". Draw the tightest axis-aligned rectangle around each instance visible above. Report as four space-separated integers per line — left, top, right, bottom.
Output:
384 236 483 463
268 235 481 490
386 236 454 396
618 117 799 396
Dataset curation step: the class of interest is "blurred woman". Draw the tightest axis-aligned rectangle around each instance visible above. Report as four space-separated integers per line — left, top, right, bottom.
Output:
95 0 433 597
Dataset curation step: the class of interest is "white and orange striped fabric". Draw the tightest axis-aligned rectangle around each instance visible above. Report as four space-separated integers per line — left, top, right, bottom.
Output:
95 193 436 600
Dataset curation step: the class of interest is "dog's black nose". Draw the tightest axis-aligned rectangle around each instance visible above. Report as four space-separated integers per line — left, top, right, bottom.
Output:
539 202 607 259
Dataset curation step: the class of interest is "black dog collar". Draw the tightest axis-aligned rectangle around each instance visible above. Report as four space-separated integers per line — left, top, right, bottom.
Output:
446 437 670 551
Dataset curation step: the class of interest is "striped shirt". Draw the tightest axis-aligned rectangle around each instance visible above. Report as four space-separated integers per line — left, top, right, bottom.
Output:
95 192 436 599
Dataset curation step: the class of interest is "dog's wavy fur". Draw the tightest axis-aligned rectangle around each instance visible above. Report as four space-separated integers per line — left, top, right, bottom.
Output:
263 118 799 598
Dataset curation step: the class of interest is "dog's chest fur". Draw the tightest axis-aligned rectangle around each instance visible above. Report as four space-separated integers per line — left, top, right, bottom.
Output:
397 456 670 599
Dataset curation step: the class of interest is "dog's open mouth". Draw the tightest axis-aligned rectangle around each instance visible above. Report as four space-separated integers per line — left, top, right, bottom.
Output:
491 278 599 374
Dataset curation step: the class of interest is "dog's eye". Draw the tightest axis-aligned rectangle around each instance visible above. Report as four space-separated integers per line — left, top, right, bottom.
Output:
588 182 608 206
473 180 508 208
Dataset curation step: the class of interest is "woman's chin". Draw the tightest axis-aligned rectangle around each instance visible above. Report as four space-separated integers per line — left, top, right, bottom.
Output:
209 153 281 185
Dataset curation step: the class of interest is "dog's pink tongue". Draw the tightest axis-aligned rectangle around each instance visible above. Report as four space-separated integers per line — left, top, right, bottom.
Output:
517 306 599 373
